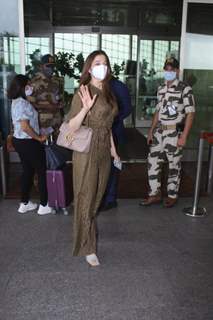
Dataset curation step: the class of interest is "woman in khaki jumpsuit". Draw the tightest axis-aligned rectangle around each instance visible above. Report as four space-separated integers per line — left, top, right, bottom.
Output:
66 51 119 266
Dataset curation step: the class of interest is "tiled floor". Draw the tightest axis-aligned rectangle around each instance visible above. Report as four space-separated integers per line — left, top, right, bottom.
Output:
0 197 213 320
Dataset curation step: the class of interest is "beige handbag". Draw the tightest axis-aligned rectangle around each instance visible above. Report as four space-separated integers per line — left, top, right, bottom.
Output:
56 122 93 153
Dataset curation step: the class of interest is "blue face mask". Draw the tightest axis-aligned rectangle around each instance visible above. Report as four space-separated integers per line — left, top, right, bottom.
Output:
164 71 176 81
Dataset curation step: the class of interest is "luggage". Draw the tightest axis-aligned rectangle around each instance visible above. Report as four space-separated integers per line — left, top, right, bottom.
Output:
45 134 70 171
45 144 67 170
46 167 72 215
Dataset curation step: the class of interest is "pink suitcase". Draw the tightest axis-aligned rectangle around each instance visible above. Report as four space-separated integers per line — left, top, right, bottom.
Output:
46 168 72 215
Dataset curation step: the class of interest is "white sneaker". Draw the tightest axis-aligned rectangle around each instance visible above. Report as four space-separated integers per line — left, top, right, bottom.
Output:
86 254 100 267
37 204 52 215
18 201 37 214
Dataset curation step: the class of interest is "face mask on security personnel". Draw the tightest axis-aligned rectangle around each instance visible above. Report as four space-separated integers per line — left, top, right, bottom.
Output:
164 71 176 82
91 64 108 81
43 65 54 77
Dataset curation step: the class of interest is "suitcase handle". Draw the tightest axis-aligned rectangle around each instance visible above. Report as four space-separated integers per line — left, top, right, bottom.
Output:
53 170 56 183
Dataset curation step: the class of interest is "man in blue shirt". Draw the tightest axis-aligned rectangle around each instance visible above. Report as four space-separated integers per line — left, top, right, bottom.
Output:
100 78 132 211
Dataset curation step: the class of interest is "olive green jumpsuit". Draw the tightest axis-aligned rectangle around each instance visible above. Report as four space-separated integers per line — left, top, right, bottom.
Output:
67 84 118 256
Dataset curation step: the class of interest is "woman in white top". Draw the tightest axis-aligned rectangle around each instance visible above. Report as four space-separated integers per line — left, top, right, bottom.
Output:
8 74 51 215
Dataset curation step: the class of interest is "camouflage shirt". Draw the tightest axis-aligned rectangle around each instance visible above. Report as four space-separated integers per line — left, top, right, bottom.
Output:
156 79 195 126
29 72 64 128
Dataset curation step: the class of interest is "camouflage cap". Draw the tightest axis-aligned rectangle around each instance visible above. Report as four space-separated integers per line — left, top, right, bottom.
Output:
164 57 179 69
41 54 55 65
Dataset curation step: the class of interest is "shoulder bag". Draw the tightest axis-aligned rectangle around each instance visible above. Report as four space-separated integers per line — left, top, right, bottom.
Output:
56 122 93 153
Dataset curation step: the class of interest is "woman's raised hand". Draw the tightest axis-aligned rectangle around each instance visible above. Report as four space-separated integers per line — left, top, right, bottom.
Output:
78 85 97 112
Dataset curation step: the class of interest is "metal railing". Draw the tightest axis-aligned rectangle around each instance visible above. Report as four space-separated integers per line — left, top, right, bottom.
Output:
183 131 213 217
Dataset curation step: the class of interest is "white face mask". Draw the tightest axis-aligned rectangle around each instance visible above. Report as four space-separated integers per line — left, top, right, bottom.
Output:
91 64 108 81
164 71 176 82
25 85 33 96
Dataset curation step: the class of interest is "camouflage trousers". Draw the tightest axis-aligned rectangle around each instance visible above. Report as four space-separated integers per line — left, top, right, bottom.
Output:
148 128 183 199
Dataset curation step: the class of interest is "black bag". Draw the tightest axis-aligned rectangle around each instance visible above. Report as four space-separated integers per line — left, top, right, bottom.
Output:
45 144 67 170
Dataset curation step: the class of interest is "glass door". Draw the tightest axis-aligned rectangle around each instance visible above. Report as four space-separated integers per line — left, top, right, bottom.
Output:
0 35 21 140
135 38 180 128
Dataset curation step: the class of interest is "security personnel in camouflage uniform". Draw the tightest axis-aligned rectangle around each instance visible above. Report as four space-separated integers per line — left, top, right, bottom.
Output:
28 54 64 136
140 58 195 208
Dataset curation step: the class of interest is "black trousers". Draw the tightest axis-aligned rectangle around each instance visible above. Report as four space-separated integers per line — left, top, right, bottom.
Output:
12 137 48 206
